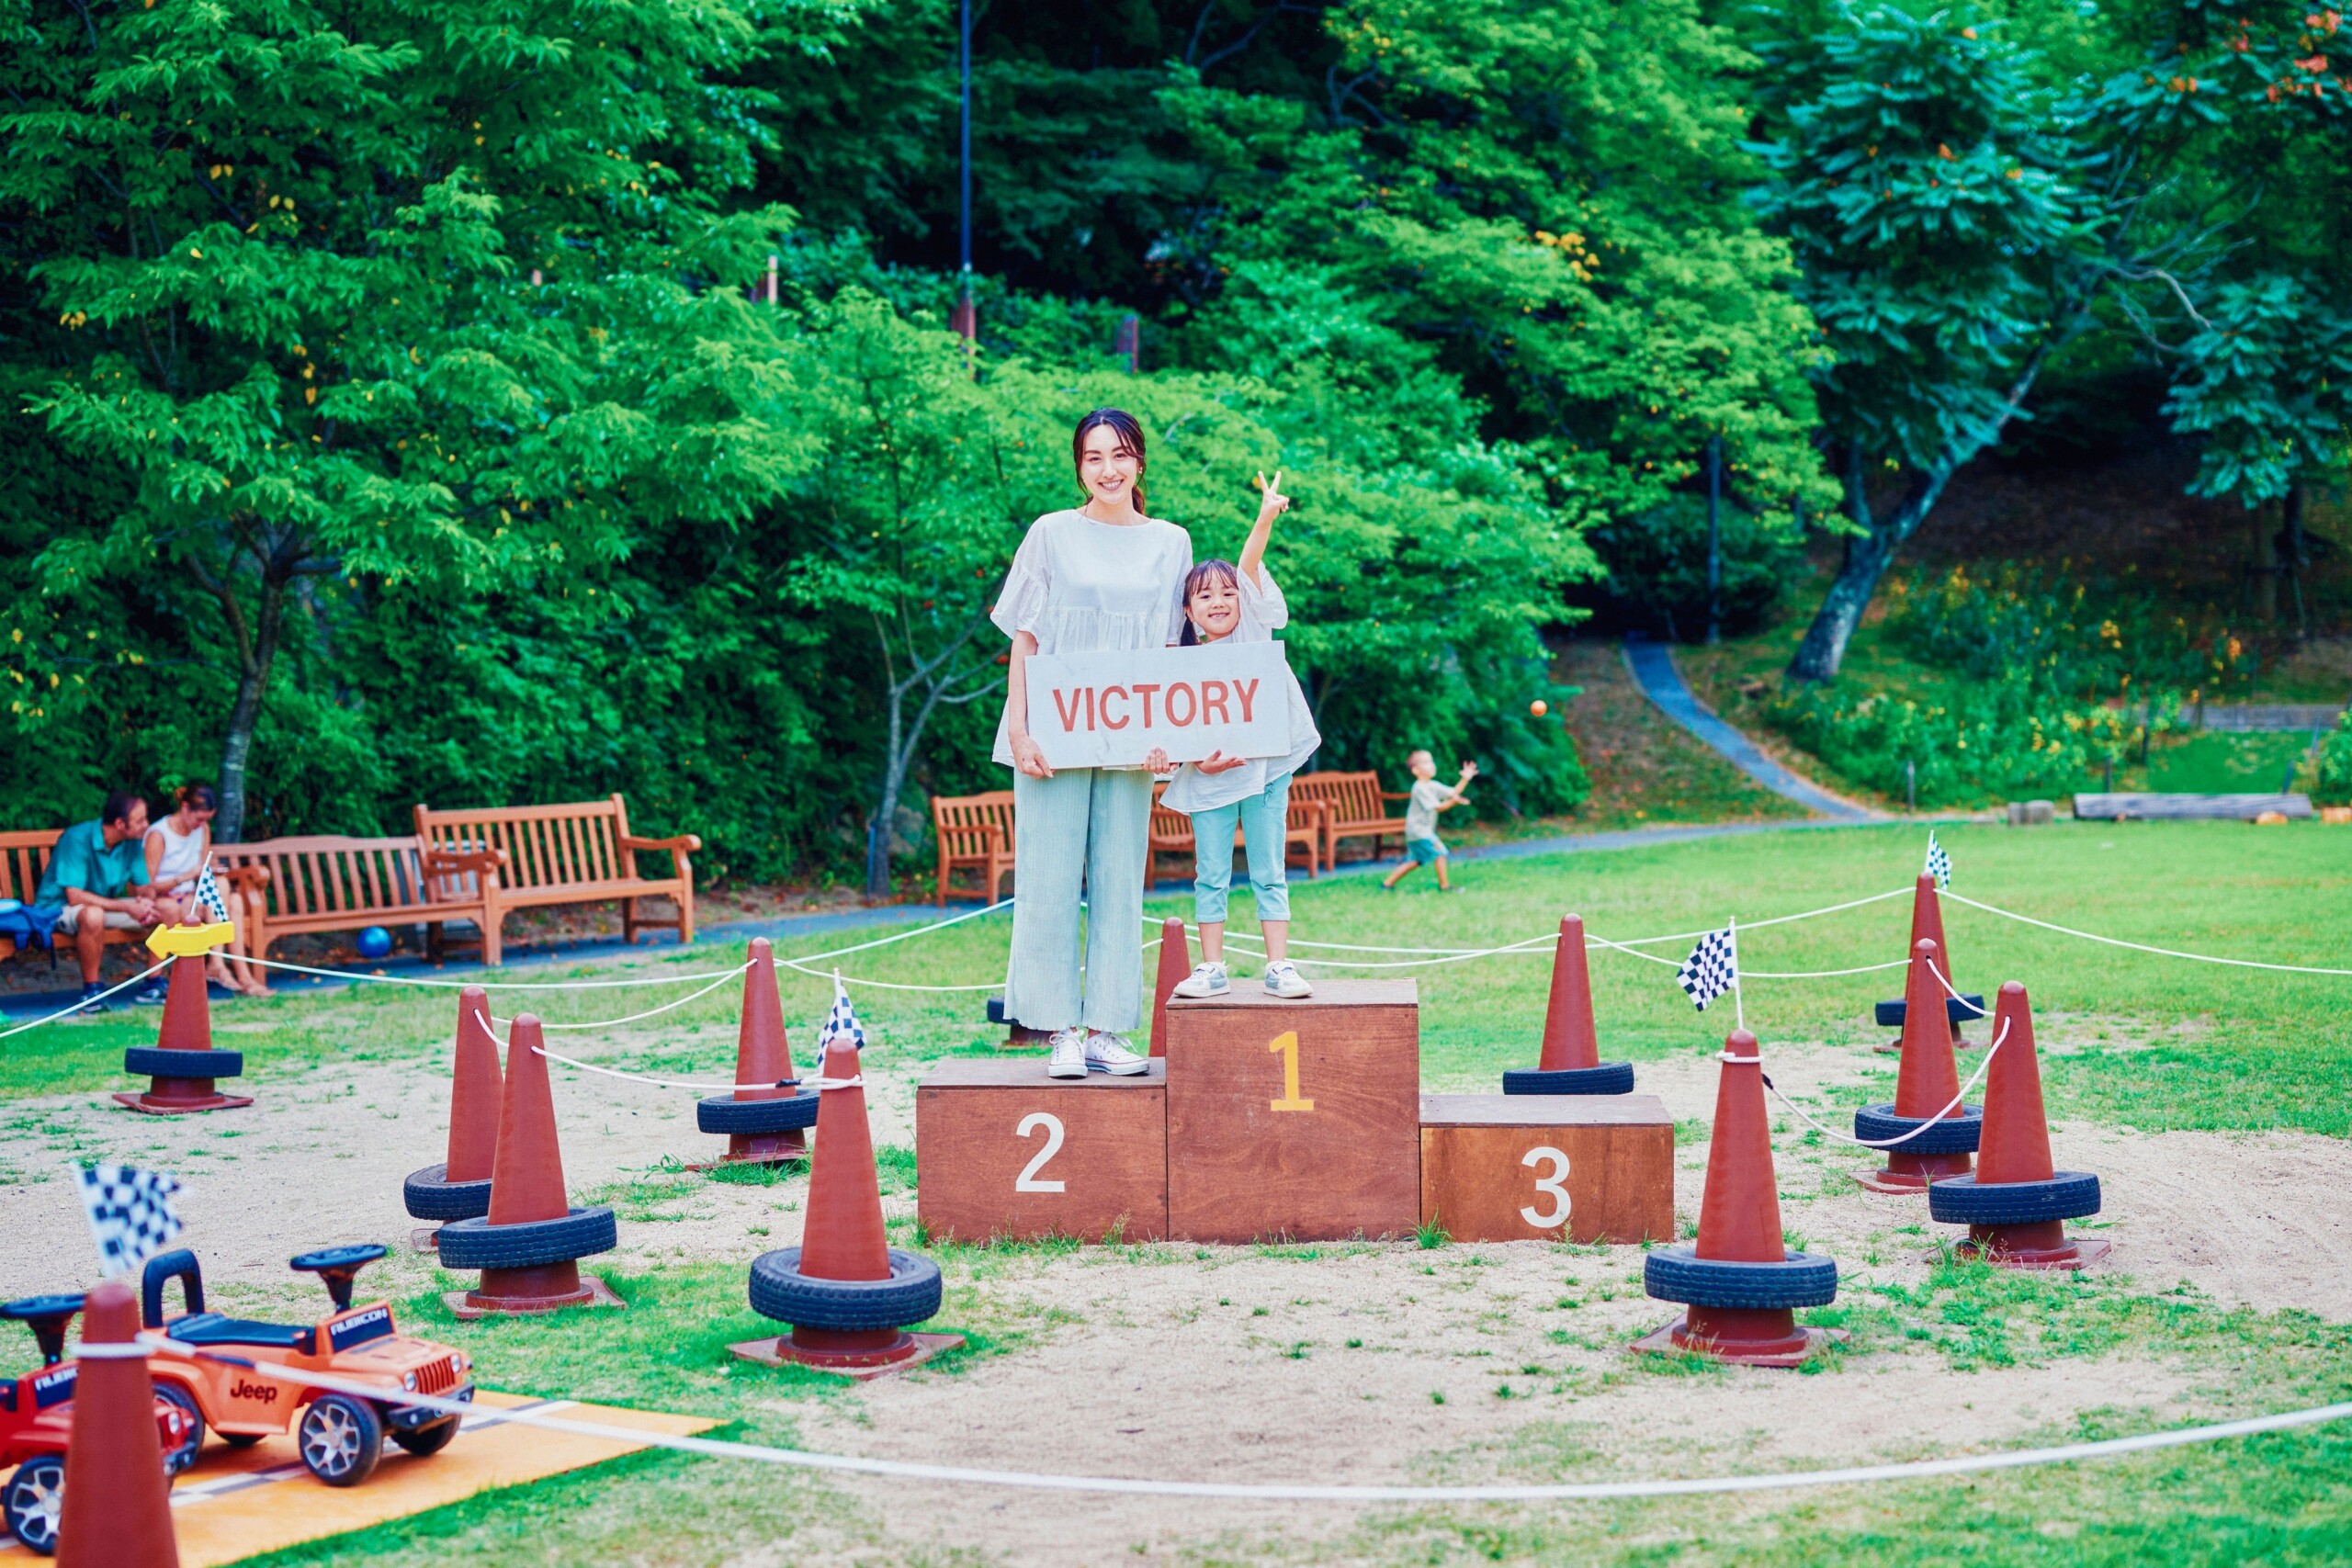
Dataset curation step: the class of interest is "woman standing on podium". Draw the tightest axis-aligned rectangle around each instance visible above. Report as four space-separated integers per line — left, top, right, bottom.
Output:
995 409 1191 1080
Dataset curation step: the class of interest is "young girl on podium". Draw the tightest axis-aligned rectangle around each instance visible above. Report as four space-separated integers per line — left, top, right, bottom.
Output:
1148 471 1322 1000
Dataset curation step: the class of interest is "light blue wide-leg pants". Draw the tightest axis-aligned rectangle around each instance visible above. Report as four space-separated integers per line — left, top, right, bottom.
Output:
1188 773 1294 925
1005 766 1153 1035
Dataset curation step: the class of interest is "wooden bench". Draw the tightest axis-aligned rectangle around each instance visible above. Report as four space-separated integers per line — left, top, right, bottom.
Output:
2072 791 2314 821
1148 789 1323 886
413 795 699 961
1290 770 1410 865
0 828 155 963
932 791 1017 907
210 835 507 966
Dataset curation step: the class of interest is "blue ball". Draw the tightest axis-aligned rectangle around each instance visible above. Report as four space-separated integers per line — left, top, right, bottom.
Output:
356 926 393 960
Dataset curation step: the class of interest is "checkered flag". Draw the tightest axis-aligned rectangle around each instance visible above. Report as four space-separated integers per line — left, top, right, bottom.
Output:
1924 831 1951 890
192 858 231 924
819 973 866 1055
74 1163 185 1279
1677 928 1738 1012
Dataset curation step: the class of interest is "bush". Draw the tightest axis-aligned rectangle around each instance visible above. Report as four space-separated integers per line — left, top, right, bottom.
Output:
2315 714 2352 807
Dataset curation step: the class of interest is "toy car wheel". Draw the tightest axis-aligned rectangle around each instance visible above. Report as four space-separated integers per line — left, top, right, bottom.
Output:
155 1382 205 1474
4 1454 64 1556
435 1206 618 1271
390 1416 459 1458
122 1046 245 1079
747 1247 943 1332
1642 1245 1839 1310
695 1091 820 1135
1927 1171 2102 1226
1501 1062 1635 1096
298 1394 384 1488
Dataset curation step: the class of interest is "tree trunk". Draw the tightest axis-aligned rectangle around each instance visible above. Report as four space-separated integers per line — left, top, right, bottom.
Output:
215 580 284 844
2249 501 2278 622
1787 443 1956 682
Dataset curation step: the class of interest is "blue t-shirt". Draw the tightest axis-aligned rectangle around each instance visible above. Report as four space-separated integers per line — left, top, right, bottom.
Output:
34 820 143 907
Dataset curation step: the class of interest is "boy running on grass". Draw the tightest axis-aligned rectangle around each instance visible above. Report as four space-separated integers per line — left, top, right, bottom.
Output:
1382 751 1476 892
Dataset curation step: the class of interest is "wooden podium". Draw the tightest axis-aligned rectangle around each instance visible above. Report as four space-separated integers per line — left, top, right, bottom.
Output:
1419 1094 1673 1243
913 979 1675 1247
1166 981 1420 1242
916 1059 1167 1242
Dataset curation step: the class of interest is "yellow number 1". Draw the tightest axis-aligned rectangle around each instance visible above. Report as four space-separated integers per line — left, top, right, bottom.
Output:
1268 1031 1314 1111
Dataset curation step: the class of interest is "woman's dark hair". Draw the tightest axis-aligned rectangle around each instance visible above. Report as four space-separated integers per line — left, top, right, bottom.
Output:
1179 558 1240 646
1072 408 1148 515
173 783 218 814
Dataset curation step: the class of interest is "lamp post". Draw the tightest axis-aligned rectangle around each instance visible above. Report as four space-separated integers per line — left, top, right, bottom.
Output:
951 0 976 346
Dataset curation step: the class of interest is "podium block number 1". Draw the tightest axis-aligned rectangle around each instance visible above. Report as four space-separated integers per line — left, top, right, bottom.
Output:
1014 1111 1067 1192
1519 1145 1570 1228
1268 1031 1315 1111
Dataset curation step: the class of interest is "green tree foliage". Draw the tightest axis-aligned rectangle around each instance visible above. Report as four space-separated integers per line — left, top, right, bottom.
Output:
1756 0 2352 682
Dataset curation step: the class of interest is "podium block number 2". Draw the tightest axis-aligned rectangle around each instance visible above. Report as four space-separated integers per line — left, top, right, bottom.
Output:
1519 1145 1570 1228
1015 1111 1067 1192
1268 1031 1315 1112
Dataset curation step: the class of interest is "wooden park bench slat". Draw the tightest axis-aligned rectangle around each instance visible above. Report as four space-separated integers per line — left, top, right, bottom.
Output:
209 833 506 965
932 791 1016 907
0 827 156 963
2072 792 2313 822
413 794 699 960
1290 770 1410 866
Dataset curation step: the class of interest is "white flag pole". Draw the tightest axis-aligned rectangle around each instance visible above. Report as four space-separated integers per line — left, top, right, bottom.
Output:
1729 916 1744 1033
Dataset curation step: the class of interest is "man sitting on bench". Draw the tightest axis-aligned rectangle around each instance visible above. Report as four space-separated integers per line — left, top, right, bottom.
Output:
35 790 168 1013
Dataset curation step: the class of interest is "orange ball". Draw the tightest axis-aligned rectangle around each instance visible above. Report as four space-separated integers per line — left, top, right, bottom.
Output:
1530 699 1548 717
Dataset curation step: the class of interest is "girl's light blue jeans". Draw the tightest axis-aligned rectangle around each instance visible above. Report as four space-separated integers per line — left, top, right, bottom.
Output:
1191 773 1293 925
1005 765 1152 1035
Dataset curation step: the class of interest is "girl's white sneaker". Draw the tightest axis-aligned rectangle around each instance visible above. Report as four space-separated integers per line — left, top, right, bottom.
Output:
1172 961 1230 998
1083 1032 1150 1076
1262 961 1314 998
1046 1027 1090 1078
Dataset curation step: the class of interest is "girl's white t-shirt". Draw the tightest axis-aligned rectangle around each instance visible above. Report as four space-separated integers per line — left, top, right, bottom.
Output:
990 509 1193 768
1159 568 1322 814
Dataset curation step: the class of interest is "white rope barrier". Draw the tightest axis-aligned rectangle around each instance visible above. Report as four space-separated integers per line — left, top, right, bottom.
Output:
117 1337 2352 1503
0 959 170 1042
242 953 753 991
1947 892 2352 976
1762 1014 2010 1150
488 967 751 1031
529 1043 857 1094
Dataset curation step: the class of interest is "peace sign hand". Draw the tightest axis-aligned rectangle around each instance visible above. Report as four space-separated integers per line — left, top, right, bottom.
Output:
1254 469 1290 522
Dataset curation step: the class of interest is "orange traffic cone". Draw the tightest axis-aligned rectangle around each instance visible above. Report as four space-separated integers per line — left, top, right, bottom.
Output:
1503 915 1634 1094
1148 916 1191 1059
115 953 253 1114
735 1029 960 1377
1634 1030 1839 1367
56 1280 178 1568
1876 874 1981 1050
1928 983 2109 1268
692 941 815 1168
401 986 503 1246
435 1014 622 1316
1854 938 1982 1192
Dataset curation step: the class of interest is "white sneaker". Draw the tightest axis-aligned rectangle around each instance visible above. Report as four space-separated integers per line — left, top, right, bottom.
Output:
1261 960 1314 998
1082 1031 1150 1076
1172 961 1230 998
1046 1027 1089 1078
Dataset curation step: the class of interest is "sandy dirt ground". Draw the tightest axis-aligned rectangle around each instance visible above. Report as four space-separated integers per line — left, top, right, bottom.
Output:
0 1027 2344 1567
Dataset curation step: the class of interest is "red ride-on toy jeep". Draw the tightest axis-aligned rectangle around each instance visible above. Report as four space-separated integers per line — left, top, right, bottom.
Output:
140 1244 474 1487
0 1293 197 1555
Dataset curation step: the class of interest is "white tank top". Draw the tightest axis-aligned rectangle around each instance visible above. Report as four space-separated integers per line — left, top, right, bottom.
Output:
151 819 205 883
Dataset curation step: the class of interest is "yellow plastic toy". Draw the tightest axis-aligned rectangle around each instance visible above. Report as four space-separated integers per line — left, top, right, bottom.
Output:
145 922 235 959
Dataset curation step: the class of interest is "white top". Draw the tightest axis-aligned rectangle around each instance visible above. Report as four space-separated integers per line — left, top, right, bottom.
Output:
991 510 1193 768
149 818 205 884
1159 569 1322 814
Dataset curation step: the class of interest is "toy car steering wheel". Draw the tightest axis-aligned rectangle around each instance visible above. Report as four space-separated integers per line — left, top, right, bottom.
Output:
1 1294 87 1367
289 1245 389 1313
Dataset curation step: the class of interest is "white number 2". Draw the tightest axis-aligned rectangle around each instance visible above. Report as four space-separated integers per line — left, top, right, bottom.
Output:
1519 1145 1570 1228
1014 1112 1067 1193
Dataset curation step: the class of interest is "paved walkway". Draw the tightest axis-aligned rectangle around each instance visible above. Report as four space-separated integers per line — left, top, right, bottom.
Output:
1621 638 1882 822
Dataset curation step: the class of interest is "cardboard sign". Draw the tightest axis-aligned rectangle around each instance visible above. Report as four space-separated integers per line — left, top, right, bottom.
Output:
1025 642 1294 769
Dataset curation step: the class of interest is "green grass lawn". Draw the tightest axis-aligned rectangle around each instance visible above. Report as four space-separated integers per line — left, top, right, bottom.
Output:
14 818 2351 1564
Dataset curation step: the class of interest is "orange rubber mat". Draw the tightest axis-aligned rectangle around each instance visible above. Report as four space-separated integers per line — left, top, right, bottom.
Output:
1 1390 718 1566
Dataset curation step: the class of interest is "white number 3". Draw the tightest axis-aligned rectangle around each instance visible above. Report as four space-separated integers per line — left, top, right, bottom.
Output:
1015 1112 1067 1192
1520 1145 1570 1228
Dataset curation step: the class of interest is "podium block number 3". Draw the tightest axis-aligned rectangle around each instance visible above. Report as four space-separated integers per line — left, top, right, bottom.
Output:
1520 1145 1570 1228
1268 1031 1315 1112
1015 1111 1067 1192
